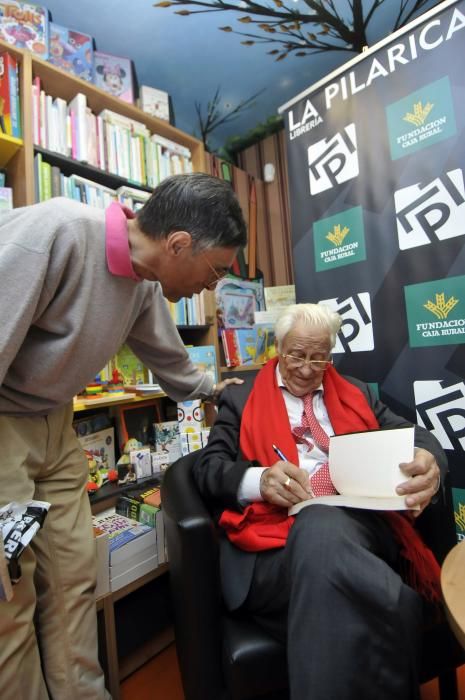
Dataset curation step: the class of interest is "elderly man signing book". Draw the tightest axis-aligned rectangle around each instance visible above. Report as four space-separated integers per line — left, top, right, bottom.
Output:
192 303 446 700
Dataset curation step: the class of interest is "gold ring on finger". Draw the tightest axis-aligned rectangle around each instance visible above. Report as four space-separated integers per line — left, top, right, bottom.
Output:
284 476 291 488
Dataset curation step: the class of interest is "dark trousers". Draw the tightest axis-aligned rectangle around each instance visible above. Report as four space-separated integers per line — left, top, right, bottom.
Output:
242 505 423 700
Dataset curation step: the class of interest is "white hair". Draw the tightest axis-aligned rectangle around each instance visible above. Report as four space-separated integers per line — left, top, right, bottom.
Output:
274 303 342 351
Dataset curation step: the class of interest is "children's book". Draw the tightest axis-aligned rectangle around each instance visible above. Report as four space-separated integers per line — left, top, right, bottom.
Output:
138 85 170 122
48 22 93 82
215 273 265 330
93 50 134 104
254 323 276 364
154 420 181 464
264 285 296 310
185 345 218 384
235 328 257 365
220 328 241 367
289 427 417 514
111 344 148 385
0 1 49 59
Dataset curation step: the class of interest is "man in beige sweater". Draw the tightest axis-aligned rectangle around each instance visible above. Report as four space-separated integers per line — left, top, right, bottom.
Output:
0 173 246 699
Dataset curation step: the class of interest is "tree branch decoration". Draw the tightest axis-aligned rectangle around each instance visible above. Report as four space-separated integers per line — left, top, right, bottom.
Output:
154 0 437 60
194 85 265 151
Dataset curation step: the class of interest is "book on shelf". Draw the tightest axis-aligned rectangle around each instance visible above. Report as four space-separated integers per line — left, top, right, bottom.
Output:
0 185 12 210
138 85 170 122
0 1 49 59
154 420 182 464
93 50 134 104
91 509 156 564
264 284 296 310
220 328 241 368
48 22 94 83
0 50 20 138
254 323 276 364
185 345 218 384
111 344 148 385
289 426 417 515
215 273 265 330
115 400 162 449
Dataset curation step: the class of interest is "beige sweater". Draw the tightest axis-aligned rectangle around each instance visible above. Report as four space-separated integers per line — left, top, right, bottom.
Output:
0 197 213 415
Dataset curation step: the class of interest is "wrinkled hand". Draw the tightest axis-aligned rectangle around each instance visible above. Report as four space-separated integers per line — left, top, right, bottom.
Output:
260 461 313 508
211 377 244 402
396 448 441 517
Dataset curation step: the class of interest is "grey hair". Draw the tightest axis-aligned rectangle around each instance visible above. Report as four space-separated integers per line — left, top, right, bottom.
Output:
136 172 247 251
275 303 342 350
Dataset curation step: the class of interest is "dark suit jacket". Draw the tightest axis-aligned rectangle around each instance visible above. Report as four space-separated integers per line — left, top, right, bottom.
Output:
193 374 448 610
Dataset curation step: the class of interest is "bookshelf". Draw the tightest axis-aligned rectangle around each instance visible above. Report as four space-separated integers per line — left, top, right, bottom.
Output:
0 37 221 698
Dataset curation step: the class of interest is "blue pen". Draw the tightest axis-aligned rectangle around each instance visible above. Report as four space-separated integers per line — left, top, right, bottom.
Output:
272 444 288 461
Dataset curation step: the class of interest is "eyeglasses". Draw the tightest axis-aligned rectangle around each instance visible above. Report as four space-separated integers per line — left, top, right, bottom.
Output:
280 353 333 371
201 251 230 289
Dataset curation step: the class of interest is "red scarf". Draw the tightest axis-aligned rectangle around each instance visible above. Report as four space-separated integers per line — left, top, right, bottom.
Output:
219 358 441 602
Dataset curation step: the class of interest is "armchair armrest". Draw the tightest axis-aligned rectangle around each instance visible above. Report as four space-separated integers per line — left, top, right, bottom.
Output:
161 450 226 700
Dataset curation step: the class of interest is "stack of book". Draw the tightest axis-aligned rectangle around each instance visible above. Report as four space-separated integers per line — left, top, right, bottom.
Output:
92 508 159 592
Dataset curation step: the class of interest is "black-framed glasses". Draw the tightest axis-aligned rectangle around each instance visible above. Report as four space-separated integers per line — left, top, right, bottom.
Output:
280 354 333 370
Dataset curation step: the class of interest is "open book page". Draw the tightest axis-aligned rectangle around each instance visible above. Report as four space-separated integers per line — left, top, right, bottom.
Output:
289 426 417 515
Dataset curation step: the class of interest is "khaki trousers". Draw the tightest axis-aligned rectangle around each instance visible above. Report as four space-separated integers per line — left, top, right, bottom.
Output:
0 405 109 700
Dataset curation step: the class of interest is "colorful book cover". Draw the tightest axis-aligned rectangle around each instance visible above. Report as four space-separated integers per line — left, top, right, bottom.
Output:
93 50 134 104
264 284 296 310
0 1 49 59
254 323 277 364
153 420 181 464
235 328 257 365
138 85 170 121
111 344 148 385
220 328 241 368
215 273 265 330
48 22 93 83
185 345 218 384
0 51 20 137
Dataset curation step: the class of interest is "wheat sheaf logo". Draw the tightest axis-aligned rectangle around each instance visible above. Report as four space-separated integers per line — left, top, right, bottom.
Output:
455 501 465 533
403 100 434 127
326 224 349 247
424 292 459 319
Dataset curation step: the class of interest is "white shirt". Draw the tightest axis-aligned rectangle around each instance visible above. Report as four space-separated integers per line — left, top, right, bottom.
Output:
238 365 335 503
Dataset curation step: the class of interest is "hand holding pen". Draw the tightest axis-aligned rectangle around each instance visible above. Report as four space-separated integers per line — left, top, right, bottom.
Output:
258 444 313 507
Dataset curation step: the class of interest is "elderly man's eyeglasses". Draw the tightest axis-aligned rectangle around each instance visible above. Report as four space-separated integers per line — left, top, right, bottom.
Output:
280 354 333 371
201 251 230 289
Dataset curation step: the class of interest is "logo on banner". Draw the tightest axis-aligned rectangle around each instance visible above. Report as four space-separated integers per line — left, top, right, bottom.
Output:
313 206 366 272
386 76 456 160
414 379 465 453
288 99 323 141
404 276 465 347
394 170 465 249
451 488 465 542
308 123 359 195
318 292 373 353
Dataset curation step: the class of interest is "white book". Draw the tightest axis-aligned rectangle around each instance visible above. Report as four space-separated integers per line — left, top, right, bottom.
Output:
289 426 417 514
68 93 88 163
110 553 159 592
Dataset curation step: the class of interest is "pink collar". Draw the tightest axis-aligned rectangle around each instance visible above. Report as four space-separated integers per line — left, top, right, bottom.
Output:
105 201 141 281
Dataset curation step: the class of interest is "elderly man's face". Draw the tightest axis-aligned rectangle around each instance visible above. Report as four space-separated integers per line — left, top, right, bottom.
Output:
278 323 332 397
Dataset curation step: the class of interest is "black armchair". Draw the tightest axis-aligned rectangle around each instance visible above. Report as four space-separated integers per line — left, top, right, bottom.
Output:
161 450 464 700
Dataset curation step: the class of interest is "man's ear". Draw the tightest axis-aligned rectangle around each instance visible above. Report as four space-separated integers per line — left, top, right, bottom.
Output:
166 230 193 256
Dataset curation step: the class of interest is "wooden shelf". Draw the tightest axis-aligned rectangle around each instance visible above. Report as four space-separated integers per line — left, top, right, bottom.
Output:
73 391 166 412
0 133 23 167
